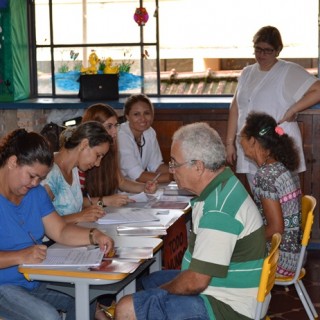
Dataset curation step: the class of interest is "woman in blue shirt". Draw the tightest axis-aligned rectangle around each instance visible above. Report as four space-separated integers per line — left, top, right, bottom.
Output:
0 128 114 320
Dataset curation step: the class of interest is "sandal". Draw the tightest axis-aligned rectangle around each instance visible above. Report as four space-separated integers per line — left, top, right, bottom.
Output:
99 301 116 320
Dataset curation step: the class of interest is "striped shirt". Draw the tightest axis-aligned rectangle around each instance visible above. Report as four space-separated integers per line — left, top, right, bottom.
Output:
181 167 266 319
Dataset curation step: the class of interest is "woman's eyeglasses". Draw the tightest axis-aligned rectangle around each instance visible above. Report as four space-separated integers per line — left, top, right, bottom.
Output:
254 46 275 55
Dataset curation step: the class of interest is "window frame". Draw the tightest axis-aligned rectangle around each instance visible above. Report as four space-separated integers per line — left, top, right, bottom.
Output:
28 0 161 98
27 0 319 99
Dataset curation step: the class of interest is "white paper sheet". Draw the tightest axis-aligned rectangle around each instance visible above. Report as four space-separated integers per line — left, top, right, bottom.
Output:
23 247 104 267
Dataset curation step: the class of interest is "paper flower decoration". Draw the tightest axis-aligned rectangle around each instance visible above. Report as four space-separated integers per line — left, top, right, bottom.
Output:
134 7 149 26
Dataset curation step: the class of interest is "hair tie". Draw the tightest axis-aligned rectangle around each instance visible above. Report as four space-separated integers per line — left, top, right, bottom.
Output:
275 126 284 136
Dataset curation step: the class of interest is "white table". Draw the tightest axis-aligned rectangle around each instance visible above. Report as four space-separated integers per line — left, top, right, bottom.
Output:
19 236 162 320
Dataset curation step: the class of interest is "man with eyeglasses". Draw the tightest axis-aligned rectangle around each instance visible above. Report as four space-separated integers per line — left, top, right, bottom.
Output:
226 25 320 190
115 122 266 320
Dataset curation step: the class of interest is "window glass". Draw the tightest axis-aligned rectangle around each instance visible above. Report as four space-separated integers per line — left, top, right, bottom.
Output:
35 0 50 45
34 0 318 97
37 47 52 94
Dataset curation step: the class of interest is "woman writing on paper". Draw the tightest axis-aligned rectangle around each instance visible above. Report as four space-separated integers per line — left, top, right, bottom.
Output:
81 103 158 208
118 94 172 183
0 128 113 320
42 121 112 224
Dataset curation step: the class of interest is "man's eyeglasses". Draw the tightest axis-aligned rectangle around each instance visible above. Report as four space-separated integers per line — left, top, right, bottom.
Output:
168 159 195 170
254 46 275 55
104 123 120 130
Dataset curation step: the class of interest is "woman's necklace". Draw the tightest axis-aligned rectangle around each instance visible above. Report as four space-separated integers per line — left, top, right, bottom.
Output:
135 135 145 158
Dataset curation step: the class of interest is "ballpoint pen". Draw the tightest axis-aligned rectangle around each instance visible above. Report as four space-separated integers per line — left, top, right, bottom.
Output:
86 193 93 205
28 232 40 245
151 173 161 183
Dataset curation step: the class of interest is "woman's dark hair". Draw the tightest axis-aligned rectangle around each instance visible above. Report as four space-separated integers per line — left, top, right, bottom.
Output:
0 129 53 168
40 122 65 153
124 93 154 116
253 25 283 52
61 121 112 150
242 112 299 171
81 105 119 196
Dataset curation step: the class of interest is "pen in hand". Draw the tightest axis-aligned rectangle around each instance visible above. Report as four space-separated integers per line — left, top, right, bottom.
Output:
87 193 93 205
151 173 161 183
28 232 40 245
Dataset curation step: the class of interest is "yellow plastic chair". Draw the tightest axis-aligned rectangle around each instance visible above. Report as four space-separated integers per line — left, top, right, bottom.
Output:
255 232 282 320
275 195 318 320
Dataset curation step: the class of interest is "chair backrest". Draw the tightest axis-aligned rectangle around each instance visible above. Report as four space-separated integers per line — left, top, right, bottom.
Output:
301 195 316 246
255 233 282 320
284 194 317 284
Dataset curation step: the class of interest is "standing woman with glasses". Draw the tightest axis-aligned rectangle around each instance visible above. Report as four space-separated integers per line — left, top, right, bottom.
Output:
81 103 158 208
118 94 172 183
226 25 320 189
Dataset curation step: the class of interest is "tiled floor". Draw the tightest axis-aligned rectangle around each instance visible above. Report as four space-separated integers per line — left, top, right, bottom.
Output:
268 249 320 319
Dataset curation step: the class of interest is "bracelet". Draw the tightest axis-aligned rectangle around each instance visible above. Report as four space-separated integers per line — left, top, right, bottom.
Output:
89 228 97 245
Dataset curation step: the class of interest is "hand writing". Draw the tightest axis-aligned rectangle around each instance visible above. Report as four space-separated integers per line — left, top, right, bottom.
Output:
80 205 105 222
21 245 47 264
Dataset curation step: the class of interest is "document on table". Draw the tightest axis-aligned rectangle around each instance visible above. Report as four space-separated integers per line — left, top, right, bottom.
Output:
90 247 154 273
128 192 149 202
90 260 141 274
163 182 195 196
117 192 150 203
97 209 160 225
108 247 154 260
116 224 167 236
22 247 104 267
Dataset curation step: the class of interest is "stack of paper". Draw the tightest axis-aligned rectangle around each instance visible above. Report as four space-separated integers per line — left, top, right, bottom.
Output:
22 247 104 267
90 260 140 273
163 182 195 196
108 246 154 260
116 224 167 236
97 209 160 225
90 247 154 274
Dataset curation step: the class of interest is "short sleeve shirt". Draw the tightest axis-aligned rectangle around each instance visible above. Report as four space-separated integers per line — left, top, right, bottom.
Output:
117 122 164 180
41 163 83 216
0 186 55 289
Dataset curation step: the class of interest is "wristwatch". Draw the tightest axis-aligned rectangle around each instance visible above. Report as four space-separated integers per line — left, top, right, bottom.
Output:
97 197 104 208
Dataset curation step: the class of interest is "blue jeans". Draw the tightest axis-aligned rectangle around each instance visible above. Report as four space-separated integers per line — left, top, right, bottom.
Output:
0 283 96 320
133 270 210 320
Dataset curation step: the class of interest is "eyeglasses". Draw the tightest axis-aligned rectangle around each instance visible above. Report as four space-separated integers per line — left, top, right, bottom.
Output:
104 123 120 130
254 46 275 55
168 159 195 170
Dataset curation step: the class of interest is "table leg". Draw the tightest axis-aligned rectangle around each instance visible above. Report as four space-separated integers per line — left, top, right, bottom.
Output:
75 282 90 320
150 250 162 273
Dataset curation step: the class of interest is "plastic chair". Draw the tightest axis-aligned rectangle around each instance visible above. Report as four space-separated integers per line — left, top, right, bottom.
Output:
275 195 318 320
255 232 282 320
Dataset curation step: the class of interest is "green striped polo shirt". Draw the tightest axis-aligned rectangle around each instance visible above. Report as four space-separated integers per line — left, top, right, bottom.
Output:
181 167 266 320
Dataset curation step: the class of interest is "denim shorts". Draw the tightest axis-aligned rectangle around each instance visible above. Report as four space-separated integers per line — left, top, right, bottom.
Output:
133 270 210 320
